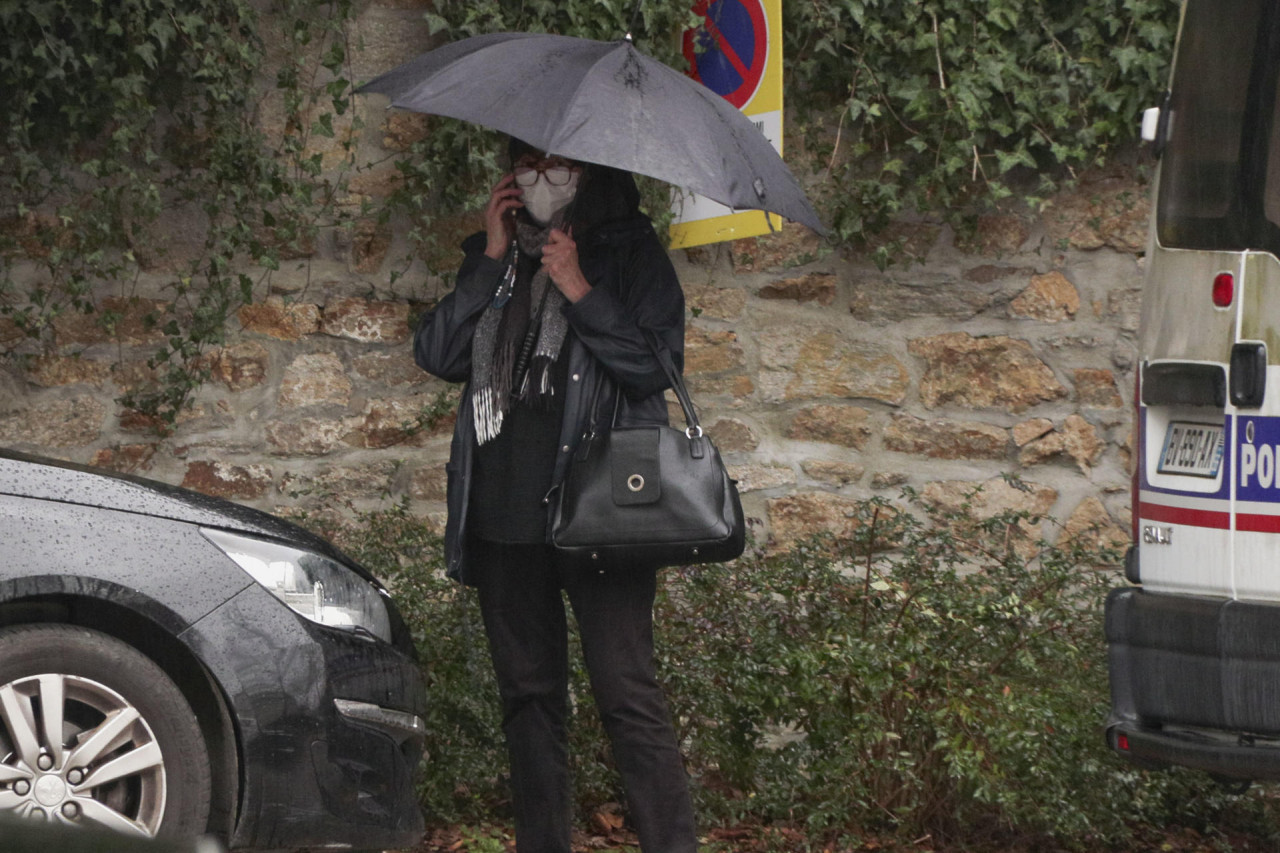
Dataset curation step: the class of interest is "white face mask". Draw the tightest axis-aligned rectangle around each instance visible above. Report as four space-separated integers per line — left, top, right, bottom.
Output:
521 171 580 225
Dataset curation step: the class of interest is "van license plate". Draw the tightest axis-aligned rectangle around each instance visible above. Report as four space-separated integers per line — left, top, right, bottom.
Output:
1158 422 1225 478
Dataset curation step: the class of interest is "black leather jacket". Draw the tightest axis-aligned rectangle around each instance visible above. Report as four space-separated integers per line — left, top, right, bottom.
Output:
414 215 685 583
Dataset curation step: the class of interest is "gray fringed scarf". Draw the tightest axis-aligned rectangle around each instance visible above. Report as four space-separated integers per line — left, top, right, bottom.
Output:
470 217 570 444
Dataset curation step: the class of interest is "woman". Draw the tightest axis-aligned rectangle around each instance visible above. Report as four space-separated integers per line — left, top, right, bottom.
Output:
413 138 698 853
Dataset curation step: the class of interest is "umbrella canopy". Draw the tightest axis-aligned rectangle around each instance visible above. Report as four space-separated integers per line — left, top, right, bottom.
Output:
357 32 824 234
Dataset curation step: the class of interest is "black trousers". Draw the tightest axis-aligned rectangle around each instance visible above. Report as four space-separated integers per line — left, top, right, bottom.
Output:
471 538 698 853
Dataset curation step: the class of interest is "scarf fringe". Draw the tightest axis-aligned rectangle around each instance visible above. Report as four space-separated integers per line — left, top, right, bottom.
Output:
519 355 557 409
473 386 505 445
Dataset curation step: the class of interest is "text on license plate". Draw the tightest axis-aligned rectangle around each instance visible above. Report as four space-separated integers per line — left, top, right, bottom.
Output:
1158 422 1225 478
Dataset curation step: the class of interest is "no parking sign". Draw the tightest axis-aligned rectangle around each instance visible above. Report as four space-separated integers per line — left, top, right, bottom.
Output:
670 0 783 249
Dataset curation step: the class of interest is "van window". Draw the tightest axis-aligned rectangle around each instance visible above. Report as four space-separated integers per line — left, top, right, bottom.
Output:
1157 0 1280 255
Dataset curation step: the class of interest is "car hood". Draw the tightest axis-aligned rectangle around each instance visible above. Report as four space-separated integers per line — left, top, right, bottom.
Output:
0 449 351 566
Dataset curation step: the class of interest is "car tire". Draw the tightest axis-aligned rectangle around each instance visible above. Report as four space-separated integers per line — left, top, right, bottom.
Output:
0 623 212 839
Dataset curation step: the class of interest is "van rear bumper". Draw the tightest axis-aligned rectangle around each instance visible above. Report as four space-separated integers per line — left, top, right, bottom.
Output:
1106 719 1280 780
1107 586 1280 780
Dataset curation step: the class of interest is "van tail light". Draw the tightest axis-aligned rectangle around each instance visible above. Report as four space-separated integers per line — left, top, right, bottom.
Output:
1213 272 1235 307
1117 733 1130 752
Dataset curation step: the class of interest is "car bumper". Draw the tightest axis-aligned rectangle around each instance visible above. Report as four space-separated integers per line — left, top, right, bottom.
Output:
1106 586 1280 781
184 583 427 850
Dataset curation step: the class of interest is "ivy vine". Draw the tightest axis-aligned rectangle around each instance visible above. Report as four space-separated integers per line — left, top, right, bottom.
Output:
0 0 1180 425
0 0 360 426
783 0 1179 246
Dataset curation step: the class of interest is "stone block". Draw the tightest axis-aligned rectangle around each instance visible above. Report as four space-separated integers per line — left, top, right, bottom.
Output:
760 328 909 405
265 418 349 456
89 444 157 474
409 464 449 502
848 273 1002 324
922 476 1058 546
1013 417 1055 447
345 395 454 449
787 405 873 449
883 414 1008 460
0 316 24 352
684 326 745 374
684 284 747 321
1058 496 1130 559
757 272 836 305
25 356 112 388
381 112 431 151
731 224 824 272
871 471 909 489
705 417 759 452
350 220 394 274
686 374 755 401
279 353 352 409
349 7 435 85
956 213 1031 256
1010 272 1080 322
802 459 866 486
909 332 1066 412
1074 368 1124 408
181 461 273 500
280 462 401 501
54 297 168 348
353 351 432 386
208 342 269 392
767 491 865 547
727 463 796 494
0 395 104 448
1018 414 1106 473
238 297 321 340
347 164 405 200
321 297 410 343
1043 177 1149 253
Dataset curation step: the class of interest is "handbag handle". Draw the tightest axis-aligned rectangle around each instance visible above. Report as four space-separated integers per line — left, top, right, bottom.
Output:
639 329 702 438
581 329 702 438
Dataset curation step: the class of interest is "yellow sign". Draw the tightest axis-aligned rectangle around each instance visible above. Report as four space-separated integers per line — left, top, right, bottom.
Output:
669 0 784 249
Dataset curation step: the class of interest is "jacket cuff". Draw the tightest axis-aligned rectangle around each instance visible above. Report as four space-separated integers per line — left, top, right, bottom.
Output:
563 284 624 329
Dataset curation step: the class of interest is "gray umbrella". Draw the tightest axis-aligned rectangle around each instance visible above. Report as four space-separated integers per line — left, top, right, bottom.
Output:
357 32 825 234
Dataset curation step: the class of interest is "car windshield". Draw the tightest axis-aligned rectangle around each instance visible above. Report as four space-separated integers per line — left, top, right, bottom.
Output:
1157 0 1280 257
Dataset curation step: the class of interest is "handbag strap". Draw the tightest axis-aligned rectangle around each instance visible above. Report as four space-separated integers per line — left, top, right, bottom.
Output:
639 329 703 438
580 329 702 438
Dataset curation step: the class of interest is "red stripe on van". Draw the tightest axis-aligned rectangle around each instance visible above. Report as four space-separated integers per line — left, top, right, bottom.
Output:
1140 501 1230 529
1236 512 1280 532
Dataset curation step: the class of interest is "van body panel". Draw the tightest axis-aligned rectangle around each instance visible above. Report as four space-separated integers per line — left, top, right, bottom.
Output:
1240 253 1280 353
1139 247 1240 362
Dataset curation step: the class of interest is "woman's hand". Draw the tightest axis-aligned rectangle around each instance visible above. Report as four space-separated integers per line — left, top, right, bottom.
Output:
542 228 591 303
483 173 524 260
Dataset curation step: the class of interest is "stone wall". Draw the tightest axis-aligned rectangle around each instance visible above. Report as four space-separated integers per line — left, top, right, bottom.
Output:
0 2 1148 555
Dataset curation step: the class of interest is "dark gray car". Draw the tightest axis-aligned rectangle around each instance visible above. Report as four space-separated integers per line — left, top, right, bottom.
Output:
0 449 427 850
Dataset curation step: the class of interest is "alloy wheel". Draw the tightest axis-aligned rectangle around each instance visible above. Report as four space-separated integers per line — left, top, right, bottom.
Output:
0 672 167 836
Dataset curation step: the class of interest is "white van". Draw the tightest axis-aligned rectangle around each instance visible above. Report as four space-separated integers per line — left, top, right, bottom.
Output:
1107 0 1280 781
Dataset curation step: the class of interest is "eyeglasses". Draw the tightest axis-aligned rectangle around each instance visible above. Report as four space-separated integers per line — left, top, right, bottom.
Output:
513 158 580 187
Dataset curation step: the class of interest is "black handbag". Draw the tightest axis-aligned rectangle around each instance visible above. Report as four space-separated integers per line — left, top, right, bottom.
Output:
548 334 745 570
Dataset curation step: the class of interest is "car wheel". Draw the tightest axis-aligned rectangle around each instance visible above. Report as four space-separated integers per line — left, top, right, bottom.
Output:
0 624 211 838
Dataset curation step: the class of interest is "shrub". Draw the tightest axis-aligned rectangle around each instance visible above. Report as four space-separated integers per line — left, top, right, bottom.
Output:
316 486 1280 847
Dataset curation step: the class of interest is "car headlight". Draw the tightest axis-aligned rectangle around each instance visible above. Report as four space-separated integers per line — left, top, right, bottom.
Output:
202 528 392 643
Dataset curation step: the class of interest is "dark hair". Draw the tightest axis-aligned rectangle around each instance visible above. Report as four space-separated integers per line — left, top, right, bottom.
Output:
507 136 641 234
